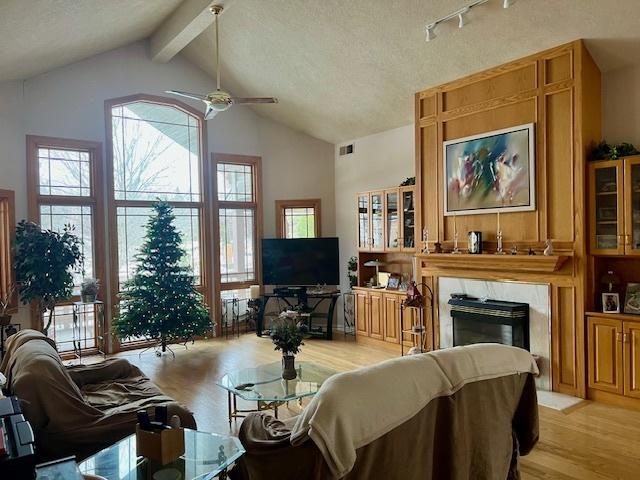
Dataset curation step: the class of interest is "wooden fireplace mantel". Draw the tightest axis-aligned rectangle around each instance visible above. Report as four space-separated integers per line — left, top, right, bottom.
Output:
416 253 569 274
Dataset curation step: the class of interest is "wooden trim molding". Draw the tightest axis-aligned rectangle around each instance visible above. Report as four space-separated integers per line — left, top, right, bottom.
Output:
275 198 321 238
0 189 16 312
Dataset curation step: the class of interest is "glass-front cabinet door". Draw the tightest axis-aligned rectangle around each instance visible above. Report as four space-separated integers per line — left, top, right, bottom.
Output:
357 193 370 251
385 189 400 251
589 160 624 255
624 157 640 255
400 186 416 251
370 191 385 251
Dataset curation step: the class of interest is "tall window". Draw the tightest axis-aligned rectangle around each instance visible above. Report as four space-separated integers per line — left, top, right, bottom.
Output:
27 136 104 351
276 199 321 238
0 189 16 313
107 96 209 347
214 154 262 290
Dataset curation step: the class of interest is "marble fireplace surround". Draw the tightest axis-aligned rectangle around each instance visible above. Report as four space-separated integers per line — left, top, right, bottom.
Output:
438 277 551 391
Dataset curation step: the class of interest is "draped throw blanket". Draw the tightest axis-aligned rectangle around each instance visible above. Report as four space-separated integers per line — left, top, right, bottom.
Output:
290 343 539 478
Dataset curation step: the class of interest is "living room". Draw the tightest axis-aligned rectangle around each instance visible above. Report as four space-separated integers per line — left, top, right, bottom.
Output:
1 1 640 479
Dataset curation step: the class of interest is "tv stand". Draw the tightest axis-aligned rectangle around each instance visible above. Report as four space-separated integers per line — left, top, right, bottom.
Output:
257 287 340 340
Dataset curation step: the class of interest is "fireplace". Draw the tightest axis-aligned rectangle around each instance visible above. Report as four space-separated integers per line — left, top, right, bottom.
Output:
448 296 530 350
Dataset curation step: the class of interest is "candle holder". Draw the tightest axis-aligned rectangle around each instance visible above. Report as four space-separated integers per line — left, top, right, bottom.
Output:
496 230 505 255
421 229 430 254
452 231 462 254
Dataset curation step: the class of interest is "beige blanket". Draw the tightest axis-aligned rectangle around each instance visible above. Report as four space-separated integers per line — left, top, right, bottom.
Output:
290 343 539 478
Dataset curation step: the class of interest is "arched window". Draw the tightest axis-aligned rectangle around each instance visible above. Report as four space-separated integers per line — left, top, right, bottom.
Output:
106 96 210 346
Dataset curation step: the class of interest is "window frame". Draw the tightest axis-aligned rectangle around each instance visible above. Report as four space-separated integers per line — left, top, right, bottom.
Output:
276 198 321 239
105 94 212 352
26 135 106 337
212 153 262 335
0 189 16 313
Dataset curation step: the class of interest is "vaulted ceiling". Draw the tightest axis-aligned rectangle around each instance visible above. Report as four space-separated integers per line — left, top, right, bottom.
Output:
3 0 640 144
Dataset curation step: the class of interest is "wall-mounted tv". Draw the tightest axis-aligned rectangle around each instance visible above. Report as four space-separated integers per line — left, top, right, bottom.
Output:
262 237 339 286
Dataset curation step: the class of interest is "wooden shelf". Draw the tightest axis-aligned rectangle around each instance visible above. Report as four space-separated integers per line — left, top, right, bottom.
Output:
417 253 569 273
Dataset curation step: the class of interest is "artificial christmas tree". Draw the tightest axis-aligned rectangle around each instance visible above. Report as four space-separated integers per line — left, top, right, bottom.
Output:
113 202 211 353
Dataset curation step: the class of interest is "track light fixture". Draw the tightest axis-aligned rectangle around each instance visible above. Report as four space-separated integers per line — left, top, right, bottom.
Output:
425 24 436 42
424 0 516 42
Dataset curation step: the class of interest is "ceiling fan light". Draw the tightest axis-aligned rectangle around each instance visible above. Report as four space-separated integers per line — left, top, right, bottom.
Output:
458 12 466 28
503 0 511 8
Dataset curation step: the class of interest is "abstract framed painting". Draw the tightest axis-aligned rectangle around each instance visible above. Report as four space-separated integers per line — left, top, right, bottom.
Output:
443 123 536 216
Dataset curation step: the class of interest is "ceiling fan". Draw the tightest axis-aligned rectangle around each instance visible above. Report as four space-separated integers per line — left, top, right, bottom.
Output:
166 5 278 119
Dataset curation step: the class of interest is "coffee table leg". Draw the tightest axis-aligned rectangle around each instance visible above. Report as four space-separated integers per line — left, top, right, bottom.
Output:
227 391 232 426
274 403 278 419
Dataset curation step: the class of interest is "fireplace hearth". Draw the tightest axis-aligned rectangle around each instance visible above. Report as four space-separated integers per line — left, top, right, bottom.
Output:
448 296 530 350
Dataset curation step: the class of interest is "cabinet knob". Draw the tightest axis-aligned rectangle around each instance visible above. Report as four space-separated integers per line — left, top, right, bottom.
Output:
617 331 623 342
624 332 630 343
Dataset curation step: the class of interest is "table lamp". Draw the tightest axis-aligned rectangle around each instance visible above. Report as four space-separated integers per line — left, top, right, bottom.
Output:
363 259 386 288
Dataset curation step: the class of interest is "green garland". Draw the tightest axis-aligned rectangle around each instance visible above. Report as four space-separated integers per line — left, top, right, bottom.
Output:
591 141 640 161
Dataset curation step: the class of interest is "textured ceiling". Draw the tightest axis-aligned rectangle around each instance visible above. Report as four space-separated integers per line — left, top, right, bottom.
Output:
3 0 640 144
0 0 182 81
182 0 640 143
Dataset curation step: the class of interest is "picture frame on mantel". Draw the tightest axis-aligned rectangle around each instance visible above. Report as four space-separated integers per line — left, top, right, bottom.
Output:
443 123 536 216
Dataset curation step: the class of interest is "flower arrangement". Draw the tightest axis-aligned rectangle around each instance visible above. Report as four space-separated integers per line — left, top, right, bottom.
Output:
270 310 308 356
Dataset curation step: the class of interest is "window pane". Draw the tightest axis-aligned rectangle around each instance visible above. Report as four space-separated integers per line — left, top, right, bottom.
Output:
39 204 94 292
219 208 255 283
112 102 201 202
217 163 253 202
38 147 91 197
284 207 316 238
116 206 201 286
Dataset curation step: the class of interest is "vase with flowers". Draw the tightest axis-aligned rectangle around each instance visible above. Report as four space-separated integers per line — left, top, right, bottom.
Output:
270 310 309 380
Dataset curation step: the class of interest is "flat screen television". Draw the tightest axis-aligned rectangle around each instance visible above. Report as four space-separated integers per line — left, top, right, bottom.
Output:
262 237 339 286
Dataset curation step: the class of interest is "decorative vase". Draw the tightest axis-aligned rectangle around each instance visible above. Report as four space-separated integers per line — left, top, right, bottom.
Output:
282 354 297 380
0 315 11 327
81 294 96 303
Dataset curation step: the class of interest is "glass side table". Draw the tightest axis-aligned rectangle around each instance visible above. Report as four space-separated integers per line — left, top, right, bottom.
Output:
216 361 337 425
78 428 244 480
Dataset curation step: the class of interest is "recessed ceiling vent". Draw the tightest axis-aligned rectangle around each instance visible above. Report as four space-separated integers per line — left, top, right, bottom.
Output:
339 144 354 156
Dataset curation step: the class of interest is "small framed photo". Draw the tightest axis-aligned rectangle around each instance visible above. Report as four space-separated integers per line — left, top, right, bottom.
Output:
602 292 620 313
624 283 640 315
386 274 401 291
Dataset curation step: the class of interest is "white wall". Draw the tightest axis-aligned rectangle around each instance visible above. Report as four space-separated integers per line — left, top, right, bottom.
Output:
0 41 334 328
334 124 415 320
603 63 640 145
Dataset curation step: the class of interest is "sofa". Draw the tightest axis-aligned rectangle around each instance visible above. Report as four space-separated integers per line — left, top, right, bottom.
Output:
0 329 196 461
231 343 539 480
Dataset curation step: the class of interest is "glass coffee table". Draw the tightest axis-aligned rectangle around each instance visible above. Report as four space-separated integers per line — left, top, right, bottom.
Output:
216 361 337 425
78 429 244 480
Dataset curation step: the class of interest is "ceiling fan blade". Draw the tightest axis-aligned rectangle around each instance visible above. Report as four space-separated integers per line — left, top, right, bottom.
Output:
232 97 279 105
166 90 207 102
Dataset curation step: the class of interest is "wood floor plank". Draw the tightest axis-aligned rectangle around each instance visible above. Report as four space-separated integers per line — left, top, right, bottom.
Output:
93 333 640 479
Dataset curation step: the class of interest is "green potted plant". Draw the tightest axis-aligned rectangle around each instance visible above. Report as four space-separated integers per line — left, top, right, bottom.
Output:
13 220 83 336
271 311 308 380
0 283 16 327
347 256 358 288
80 278 99 303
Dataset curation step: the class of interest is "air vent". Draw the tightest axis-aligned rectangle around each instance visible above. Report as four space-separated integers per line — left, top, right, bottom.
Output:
339 144 354 156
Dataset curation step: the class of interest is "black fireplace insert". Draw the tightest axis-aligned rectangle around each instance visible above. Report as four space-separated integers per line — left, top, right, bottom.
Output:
448 296 530 350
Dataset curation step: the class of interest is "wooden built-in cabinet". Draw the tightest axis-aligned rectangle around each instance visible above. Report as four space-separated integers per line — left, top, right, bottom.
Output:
589 155 640 256
588 314 640 400
358 186 417 253
354 287 420 347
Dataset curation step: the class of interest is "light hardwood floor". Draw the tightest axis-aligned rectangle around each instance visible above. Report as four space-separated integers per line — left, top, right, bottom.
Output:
109 333 640 480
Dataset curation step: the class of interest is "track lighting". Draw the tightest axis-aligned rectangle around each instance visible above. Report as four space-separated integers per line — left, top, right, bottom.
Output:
424 0 516 42
425 24 436 42
458 12 466 28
